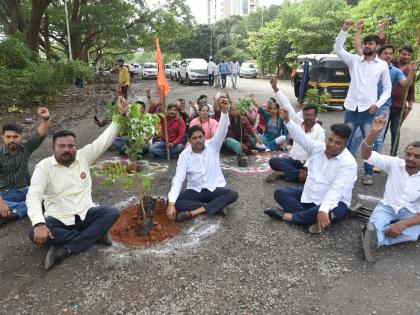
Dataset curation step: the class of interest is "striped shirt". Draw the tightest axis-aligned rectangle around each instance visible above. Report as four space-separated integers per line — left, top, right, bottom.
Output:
0 132 43 190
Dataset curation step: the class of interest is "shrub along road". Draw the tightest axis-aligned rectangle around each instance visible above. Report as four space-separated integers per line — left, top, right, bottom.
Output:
1 77 419 314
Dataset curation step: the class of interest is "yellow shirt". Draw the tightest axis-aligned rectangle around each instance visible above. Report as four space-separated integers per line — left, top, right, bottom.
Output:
27 123 119 226
119 66 130 87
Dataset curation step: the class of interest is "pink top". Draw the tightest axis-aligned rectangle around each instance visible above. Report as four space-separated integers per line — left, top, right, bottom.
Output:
189 118 219 140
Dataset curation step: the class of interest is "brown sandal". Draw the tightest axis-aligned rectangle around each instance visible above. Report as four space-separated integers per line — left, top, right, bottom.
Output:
265 172 280 183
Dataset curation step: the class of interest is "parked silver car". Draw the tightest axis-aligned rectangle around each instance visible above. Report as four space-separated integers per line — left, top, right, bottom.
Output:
239 62 259 78
142 62 158 79
170 61 180 81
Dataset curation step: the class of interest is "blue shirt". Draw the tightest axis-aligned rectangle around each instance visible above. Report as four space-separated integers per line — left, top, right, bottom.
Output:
219 63 229 75
377 65 405 108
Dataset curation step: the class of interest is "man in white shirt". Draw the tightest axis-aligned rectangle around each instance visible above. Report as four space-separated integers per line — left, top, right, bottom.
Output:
361 115 420 263
166 97 238 222
230 60 240 89
266 78 325 183
207 57 216 86
264 109 357 234
27 97 128 270
334 19 391 156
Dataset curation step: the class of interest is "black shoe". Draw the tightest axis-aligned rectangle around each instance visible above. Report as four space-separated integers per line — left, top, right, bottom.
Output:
176 211 193 222
362 222 378 263
97 231 113 246
264 207 286 221
45 246 70 271
0 210 19 228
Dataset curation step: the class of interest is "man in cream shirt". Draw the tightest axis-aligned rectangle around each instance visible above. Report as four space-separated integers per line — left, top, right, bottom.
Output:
27 97 128 270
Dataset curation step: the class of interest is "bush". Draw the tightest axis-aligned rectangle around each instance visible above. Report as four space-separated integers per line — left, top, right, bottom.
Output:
0 35 93 107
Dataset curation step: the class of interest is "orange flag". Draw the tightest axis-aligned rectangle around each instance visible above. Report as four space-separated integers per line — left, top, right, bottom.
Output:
155 38 170 99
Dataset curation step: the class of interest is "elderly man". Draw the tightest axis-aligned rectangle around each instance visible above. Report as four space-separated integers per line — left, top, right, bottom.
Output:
27 97 128 270
361 115 420 263
0 108 49 227
266 78 325 183
166 97 238 222
265 108 357 234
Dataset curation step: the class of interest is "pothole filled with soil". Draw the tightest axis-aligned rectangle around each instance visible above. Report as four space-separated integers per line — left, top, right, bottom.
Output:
110 197 181 246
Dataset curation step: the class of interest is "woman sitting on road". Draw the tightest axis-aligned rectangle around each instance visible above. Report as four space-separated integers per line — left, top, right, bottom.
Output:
189 104 219 141
251 95 288 151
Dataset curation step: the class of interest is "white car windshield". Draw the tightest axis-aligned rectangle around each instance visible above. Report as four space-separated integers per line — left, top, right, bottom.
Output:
243 64 255 69
189 60 207 68
144 64 157 69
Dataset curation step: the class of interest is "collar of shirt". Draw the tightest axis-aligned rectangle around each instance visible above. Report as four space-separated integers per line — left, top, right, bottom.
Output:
360 55 380 63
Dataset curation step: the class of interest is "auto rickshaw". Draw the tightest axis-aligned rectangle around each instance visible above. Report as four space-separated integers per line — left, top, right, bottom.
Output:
292 54 350 107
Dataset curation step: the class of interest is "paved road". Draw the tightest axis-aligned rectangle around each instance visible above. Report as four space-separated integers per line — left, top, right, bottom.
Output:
1 77 419 314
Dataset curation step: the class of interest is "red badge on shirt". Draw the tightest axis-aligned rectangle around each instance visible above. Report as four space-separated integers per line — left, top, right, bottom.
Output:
80 172 86 179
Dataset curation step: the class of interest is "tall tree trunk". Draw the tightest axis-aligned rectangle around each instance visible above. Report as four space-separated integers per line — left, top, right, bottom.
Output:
26 0 52 52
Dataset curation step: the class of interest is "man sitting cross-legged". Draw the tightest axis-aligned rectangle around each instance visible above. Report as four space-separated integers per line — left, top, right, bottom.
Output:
149 103 186 159
166 97 238 222
361 115 420 263
266 78 325 183
27 97 128 270
264 108 357 234
0 107 49 227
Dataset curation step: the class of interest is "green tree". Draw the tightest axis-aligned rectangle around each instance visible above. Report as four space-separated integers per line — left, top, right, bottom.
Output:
214 15 243 49
243 5 280 33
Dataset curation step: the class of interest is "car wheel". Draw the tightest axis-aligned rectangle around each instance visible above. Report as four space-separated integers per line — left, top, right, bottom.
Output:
170 74 173 81
179 75 183 84
186 74 191 86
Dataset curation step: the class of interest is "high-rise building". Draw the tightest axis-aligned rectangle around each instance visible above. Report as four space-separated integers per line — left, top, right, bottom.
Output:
207 0 260 23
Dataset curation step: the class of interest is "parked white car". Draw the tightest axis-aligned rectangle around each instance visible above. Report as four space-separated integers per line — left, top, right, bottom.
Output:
131 63 141 75
178 58 208 85
170 61 180 81
164 64 171 77
239 62 258 78
142 62 158 79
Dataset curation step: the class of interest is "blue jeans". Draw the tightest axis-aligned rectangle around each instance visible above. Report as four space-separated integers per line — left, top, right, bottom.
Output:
344 109 375 155
369 203 420 247
150 141 184 158
269 157 305 182
175 187 238 215
0 187 29 217
29 206 120 254
352 106 390 176
274 187 349 225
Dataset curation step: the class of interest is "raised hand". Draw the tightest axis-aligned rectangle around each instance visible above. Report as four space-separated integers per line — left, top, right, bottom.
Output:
356 19 364 31
37 107 50 121
270 77 278 92
220 97 230 113
409 61 417 71
371 114 387 133
342 19 354 31
117 96 128 115
279 108 290 123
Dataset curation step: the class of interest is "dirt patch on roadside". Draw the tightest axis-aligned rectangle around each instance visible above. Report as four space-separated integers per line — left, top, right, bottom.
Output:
110 198 181 246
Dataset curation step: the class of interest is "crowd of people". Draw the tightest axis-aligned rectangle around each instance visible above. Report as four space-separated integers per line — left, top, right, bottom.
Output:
207 58 241 89
0 19 418 270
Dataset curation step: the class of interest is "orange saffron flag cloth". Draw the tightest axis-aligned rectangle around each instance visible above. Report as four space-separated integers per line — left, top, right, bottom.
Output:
155 38 170 98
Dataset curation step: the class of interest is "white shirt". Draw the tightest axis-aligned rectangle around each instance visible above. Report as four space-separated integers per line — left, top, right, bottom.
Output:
231 61 240 74
27 123 119 226
275 90 325 162
214 65 220 75
334 30 392 111
168 112 230 203
207 61 216 74
286 120 357 212
366 152 420 214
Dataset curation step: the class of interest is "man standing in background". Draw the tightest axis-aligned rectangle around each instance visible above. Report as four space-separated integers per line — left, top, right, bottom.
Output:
208 57 216 86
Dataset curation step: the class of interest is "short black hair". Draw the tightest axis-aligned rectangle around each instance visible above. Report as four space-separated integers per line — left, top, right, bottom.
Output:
378 44 394 55
330 124 352 140
399 45 414 54
197 95 208 103
363 34 381 45
117 59 124 63
303 104 318 114
187 125 205 138
177 98 185 103
134 100 146 110
167 103 178 111
2 123 22 135
199 103 210 112
269 97 276 104
53 130 76 145
407 141 420 150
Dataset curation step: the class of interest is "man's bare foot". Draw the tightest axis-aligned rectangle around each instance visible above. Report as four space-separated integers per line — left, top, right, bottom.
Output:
283 213 292 222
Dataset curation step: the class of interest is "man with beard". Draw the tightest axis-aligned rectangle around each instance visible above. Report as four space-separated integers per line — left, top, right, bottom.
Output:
388 45 417 156
149 103 186 158
334 19 391 156
166 97 238 222
264 108 357 234
26 97 128 270
0 108 49 227
266 78 325 183
355 43 416 185
361 115 420 263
